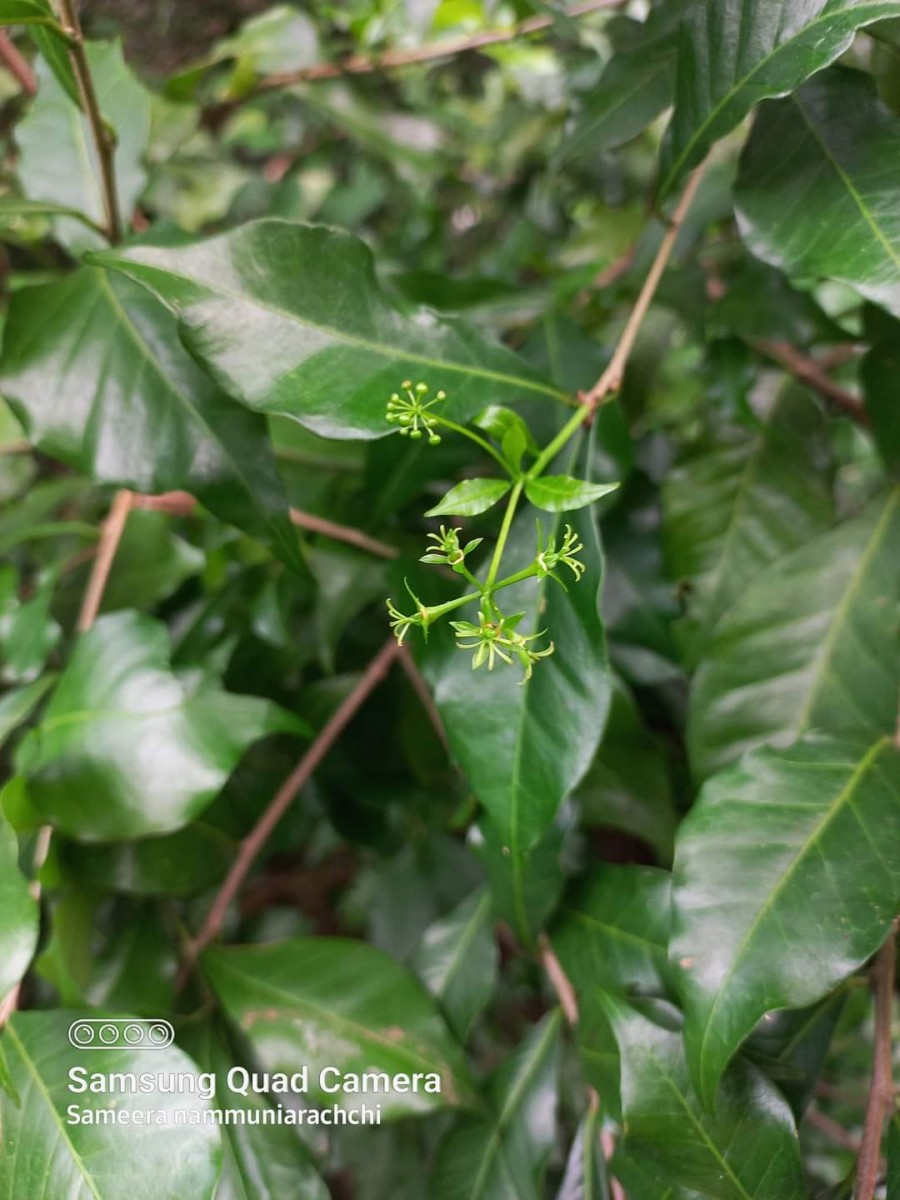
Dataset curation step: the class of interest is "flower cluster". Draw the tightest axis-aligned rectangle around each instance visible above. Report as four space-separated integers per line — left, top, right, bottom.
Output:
420 525 482 573
535 523 585 586
450 611 554 682
385 381 446 444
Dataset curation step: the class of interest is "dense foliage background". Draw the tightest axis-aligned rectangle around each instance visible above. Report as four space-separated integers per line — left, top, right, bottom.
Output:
1 1 900 1197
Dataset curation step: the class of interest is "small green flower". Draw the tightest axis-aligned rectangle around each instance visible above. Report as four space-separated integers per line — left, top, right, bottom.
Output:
386 581 431 645
385 381 447 444
534 522 585 587
420 525 483 572
450 610 554 681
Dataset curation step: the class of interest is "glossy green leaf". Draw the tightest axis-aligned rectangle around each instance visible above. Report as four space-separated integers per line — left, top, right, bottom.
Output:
476 817 565 945
555 1107 610 1200
16 611 308 841
688 490 900 778
574 681 678 862
0 674 55 752
663 417 832 656
0 0 63 24
0 567 60 684
661 0 900 195
0 1010 222 1199
90 220 567 440
671 735 900 1107
60 823 234 896
605 1000 807 1200
412 888 497 1041
1 269 301 569
428 502 611 925
204 937 471 1120
17 43 151 250
430 1012 562 1200
473 405 538 473
0 808 38 999
735 68 900 319
743 992 846 1120
524 476 619 514
426 478 511 518
551 864 675 1002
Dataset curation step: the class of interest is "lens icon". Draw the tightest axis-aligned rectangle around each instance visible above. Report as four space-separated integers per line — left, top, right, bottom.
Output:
67 1018 175 1050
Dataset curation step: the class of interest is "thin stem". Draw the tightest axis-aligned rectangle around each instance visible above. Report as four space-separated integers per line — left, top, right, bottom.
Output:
752 338 868 427
178 638 402 986
855 924 897 1200
528 403 590 480
432 416 513 475
581 161 707 410
485 480 524 589
76 489 134 632
56 0 122 243
0 31 36 95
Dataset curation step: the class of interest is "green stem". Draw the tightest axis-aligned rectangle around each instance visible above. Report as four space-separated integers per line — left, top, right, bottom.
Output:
484 479 524 589
527 404 588 480
420 562 540 624
432 416 513 475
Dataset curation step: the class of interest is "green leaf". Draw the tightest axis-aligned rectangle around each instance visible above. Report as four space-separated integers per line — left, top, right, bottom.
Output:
743 992 846 1120
426 478 511 518
688 489 900 779
735 68 900 319
473 405 538 473
0 195 105 232
551 864 675 1002
0 0 65 27
0 1010 222 1199
411 888 498 1041
524 475 619 513
0 808 38 999
604 1000 807 1200
203 936 471 1120
89 220 567 440
862 332 900 476
555 1107 610 1200
428 502 611 929
17 43 151 249
430 1012 562 1200
1 269 302 570
661 0 900 195
16 611 308 841
0 674 56 752
0 567 60 684
476 817 565 944
60 823 234 896
664 417 833 656
671 735 900 1108
574 680 678 862
31 19 81 107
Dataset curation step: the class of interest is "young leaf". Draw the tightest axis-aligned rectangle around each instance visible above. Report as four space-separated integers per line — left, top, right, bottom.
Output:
17 43 151 250
671 735 900 1108
661 0 900 195
604 1000 807 1200
524 476 619 514
1 270 302 571
203 937 472 1119
425 478 511 518
0 0 66 27
0 1011 222 1199
735 68 900 320
663 417 833 657
411 888 498 1041
0 809 38 1000
473 405 537 472
90 221 567 440
688 490 900 778
430 1012 562 1200
16 612 309 841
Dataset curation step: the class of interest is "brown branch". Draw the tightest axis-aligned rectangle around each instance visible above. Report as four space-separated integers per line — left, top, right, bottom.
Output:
178 638 402 985
76 488 134 632
134 490 399 559
855 924 897 1200
581 162 707 411
752 339 868 427
807 1108 862 1154
246 0 621 97
0 31 36 95
56 0 121 243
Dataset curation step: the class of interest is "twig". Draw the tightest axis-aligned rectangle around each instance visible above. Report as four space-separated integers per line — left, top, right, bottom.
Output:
397 648 448 750
581 162 707 410
178 638 402 985
855 924 897 1200
0 31 36 95
134 490 399 559
539 934 626 1200
56 0 121 243
76 489 134 632
752 339 869 427
247 1 621 96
